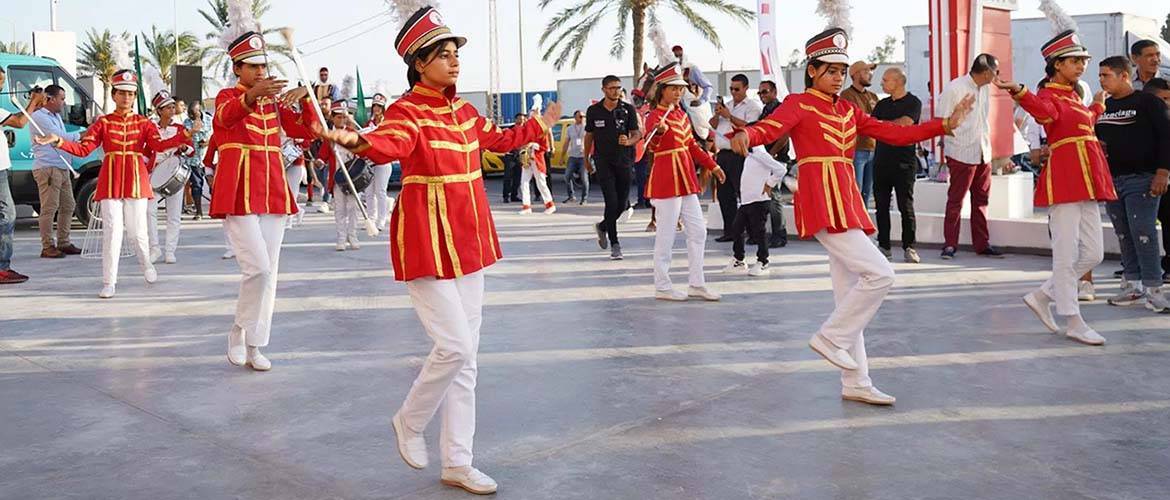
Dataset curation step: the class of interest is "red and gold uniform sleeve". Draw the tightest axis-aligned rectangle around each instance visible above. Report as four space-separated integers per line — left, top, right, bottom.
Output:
278 99 319 140
645 110 666 151
854 109 947 147
355 105 419 164
57 117 105 158
1014 87 1060 124
202 134 218 170
689 133 717 171
213 89 251 129
141 120 188 154
744 97 804 148
476 114 549 153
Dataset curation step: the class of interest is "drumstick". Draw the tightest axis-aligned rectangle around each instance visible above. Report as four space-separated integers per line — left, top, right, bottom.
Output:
10 94 80 180
280 27 379 237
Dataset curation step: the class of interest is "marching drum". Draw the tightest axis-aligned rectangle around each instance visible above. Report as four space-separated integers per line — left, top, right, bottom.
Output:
341 157 374 195
281 139 303 168
150 154 191 197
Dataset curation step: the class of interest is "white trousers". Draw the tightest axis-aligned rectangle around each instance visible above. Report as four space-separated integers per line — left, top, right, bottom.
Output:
332 185 360 243
363 163 392 227
286 165 305 221
520 166 553 208
650 194 707 291
100 198 150 286
399 271 485 468
815 229 896 389
147 191 183 255
224 214 286 347
1042 201 1104 316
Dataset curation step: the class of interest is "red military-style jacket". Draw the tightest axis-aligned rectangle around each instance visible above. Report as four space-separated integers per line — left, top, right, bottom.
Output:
209 85 318 217
744 89 949 238
527 132 552 174
144 121 192 172
644 104 718 199
57 110 190 201
351 82 549 281
1013 82 1116 207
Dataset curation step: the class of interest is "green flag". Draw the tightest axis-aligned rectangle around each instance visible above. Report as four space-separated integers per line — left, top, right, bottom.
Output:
355 67 368 126
133 36 147 114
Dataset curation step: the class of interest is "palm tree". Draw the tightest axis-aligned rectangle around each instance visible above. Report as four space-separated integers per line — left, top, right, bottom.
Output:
77 29 127 110
140 25 209 86
0 41 32 55
197 0 291 83
538 0 754 82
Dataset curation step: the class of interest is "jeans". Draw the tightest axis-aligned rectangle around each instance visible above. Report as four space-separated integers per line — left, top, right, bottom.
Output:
768 185 788 244
189 166 205 216
715 150 746 234
873 161 917 250
853 149 874 207
0 171 15 270
633 156 650 207
1106 174 1163 288
565 156 589 199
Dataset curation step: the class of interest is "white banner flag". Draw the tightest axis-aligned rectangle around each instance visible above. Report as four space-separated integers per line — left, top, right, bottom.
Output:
757 0 789 98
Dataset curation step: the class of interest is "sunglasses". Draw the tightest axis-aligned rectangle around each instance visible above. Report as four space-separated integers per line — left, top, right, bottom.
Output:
604 86 623 91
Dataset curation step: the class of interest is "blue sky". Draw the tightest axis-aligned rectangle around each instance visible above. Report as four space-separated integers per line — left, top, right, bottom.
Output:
5 0 1167 93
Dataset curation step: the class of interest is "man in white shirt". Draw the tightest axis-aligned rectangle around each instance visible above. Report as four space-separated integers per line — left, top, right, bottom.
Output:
1130 39 1165 91
938 53 1004 259
710 73 763 241
0 69 45 284
563 110 588 204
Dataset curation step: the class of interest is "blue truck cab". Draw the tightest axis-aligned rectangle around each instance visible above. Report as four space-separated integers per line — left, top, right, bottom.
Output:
2 53 104 224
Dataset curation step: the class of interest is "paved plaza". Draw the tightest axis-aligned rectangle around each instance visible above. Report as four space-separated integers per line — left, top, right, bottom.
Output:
2 178 1169 499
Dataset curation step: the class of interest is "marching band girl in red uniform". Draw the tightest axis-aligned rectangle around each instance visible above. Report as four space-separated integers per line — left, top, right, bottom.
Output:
731 28 973 405
38 70 191 299
994 31 1116 345
364 93 395 230
145 90 195 264
317 101 361 250
643 62 725 301
316 7 562 494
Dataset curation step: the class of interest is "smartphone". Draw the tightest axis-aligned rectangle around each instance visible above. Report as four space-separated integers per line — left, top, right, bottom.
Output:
717 96 725 107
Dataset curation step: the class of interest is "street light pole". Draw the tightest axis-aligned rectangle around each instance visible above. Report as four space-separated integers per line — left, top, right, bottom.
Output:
49 0 60 31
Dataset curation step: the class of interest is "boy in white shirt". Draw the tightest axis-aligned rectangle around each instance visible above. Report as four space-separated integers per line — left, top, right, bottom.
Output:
724 146 787 276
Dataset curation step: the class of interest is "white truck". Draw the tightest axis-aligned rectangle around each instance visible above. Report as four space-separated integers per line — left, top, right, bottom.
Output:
904 12 1170 114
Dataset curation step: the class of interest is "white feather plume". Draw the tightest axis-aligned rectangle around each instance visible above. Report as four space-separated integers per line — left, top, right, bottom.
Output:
1038 0 1078 34
373 79 390 96
110 34 133 72
143 64 167 101
387 0 439 29
220 0 260 50
816 0 853 36
646 20 674 67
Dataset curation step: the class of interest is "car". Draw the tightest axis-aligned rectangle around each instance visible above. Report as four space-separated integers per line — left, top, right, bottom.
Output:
1 53 103 225
479 117 575 176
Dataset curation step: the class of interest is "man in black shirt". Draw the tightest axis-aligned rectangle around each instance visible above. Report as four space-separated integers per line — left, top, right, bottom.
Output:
870 67 923 263
501 113 525 203
585 75 642 260
757 80 788 248
1096 57 1170 310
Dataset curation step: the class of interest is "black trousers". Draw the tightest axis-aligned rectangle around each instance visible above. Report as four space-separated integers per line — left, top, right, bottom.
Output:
732 200 770 264
715 150 745 235
873 161 917 250
595 156 632 245
1160 190 1170 273
502 156 521 200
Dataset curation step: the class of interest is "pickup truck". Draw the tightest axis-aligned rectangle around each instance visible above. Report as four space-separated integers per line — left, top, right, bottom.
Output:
2 53 104 225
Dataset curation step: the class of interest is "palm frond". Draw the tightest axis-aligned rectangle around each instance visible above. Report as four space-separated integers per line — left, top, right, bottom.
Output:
609 2 631 59
538 0 609 47
667 0 722 48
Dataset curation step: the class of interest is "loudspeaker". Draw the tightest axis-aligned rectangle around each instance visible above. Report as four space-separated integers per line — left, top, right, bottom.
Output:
172 65 203 106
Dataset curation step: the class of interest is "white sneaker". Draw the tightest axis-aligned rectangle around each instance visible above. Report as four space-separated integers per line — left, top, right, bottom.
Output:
543 205 557 214
317 203 332 214
1077 280 1096 302
246 347 272 371
1066 324 1106 346
1108 282 1145 306
98 284 116 299
1145 287 1170 313
747 261 770 277
654 289 688 301
440 466 498 495
687 286 721 301
1023 291 1059 333
227 328 247 366
347 237 361 250
620 206 635 223
903 248 921 264
518 207 533 215
391 413 428 469
336 242 347 251
164 253 177 264
143 266 158 284
149 248 162 264
222 249 235 259
842 386 896 405
723 258 746 274
808 333 859 370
